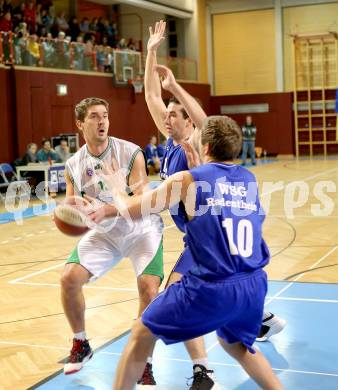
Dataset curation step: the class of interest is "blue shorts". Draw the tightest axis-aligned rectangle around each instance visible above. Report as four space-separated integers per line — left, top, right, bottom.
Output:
142 269 267 353
172 245 195 275
172 235 195 275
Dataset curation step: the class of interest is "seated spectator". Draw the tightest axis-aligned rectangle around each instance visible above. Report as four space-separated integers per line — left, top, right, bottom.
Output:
37 138 59 162
145 135 160 174
55 138 71 162
13 142 38 167
127 38 137 51
22 142 38 164
157 139 166 162
117 38 127 50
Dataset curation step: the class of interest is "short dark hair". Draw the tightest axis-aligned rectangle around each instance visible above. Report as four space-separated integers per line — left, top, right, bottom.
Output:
41 138 51 146
168 97 189 119
201 116 242 161
75 97 109 122
60 138 68 144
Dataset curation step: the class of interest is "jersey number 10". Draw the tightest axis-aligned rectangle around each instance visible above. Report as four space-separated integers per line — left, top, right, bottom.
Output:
222 218 253 257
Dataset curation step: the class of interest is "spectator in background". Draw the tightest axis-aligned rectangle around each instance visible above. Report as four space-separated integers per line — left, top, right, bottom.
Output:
27 33 40 65
13 3 26 28
80 17 89 34
22 142 38 164
40 8 52 33
41 32 55 67
127 38 137 51
241 115 257 166
145 135 160 174
55 138 71 162
117 37 127 50
156 138 166 162
69 16 80 42
0 11 12 32
73 35 84 70
55 11 68 33
37 138 59 162
24 1 36 33
3 0 13 15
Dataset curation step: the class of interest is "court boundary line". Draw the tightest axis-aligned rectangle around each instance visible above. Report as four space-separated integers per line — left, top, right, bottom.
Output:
265 246 338 306
1 340 337 380
7 281 338 303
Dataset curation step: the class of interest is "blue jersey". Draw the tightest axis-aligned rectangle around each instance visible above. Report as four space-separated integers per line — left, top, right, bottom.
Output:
160 137 189 232
186 162 270 280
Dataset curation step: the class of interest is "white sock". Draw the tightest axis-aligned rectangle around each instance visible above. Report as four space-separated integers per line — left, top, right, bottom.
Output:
193 358 208 369
74 331 86 341
146 357 153 364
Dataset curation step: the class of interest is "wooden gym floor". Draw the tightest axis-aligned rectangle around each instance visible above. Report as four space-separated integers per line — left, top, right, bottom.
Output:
0 157 337 389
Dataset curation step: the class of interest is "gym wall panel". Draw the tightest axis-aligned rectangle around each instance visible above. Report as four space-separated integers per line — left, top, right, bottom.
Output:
213 9 276 95
3 68 210 159
283 2 338 91
197 0 208 83
0 67 15 163
210 92 294 155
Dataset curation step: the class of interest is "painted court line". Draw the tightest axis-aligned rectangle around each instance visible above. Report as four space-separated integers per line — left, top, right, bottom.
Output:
12 281 138 292
260 165 338 198
8 262 66 284
265 246 338 306
8 282 338 303
0 341 337 378
8 224 175 288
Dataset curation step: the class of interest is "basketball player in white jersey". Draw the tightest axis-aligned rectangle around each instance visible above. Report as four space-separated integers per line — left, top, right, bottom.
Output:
61 97 164 376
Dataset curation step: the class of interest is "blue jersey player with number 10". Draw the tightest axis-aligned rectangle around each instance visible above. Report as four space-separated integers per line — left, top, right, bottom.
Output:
112 115 283 390
138 19 286 389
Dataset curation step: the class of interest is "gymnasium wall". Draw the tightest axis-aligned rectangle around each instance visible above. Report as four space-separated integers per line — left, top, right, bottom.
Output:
0 67 15 163
197 0 208 83
283 2 338 91
210 92 294 155
1 68 210 162
212 9 277 96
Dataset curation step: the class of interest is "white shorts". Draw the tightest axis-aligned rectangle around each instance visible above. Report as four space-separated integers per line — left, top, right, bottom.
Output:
67 215 163 282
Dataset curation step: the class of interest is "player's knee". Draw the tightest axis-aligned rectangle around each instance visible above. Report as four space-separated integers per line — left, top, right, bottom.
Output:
60 269 84 292
138 283 158 305
132 319 154 342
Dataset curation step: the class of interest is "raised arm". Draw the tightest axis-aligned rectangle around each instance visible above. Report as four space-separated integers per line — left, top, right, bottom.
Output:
144 20 168 136
154 64 207 130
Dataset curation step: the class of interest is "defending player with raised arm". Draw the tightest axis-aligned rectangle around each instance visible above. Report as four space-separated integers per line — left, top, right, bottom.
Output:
142 20 286 389
110 115 283 390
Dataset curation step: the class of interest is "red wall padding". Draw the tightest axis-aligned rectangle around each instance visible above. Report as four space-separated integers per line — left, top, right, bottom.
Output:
1 67 295 163
210 93 295 155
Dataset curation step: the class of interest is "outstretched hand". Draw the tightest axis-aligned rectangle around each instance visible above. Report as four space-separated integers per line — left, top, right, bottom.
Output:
147 20 166 52
153 64 177 92
182 141 201 169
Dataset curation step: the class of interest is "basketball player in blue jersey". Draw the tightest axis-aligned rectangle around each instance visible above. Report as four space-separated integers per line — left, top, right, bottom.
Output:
110 115 283 390
140 20 286 389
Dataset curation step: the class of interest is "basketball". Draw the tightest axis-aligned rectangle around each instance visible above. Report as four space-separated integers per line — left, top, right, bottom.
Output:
53 198 91 236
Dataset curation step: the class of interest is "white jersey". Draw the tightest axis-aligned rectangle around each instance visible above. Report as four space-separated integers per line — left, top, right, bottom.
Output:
66 136 162 236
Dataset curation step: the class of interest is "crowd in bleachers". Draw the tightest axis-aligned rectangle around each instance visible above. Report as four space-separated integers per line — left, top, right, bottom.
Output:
0 1 141 70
